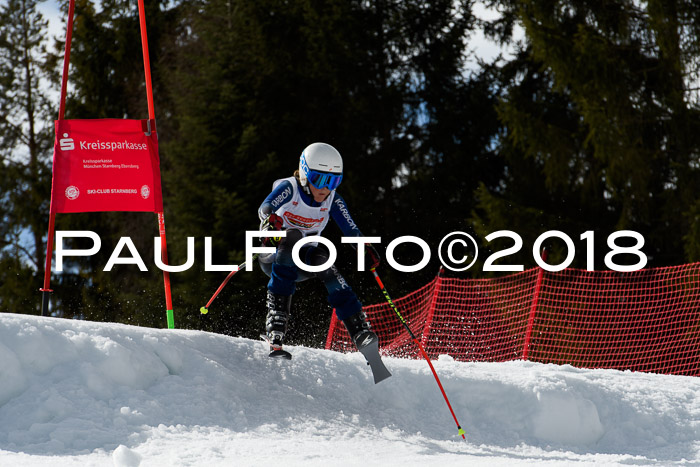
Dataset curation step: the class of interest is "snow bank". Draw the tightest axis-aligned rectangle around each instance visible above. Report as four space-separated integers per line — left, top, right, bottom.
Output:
0 313 698 466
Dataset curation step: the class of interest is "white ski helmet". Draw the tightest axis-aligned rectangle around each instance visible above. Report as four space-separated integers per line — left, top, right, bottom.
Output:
299 142 343 190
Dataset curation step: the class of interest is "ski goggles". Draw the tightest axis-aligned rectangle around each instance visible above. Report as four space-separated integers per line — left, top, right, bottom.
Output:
306 169 343 190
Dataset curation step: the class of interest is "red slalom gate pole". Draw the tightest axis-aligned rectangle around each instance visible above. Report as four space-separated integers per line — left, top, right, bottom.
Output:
138 0 174 328
369 268 466 440
40 0 76 316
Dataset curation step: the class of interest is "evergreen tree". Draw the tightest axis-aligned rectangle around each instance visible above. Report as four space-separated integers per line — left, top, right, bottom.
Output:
161 0 406 336
26 0 697 342
160 0 495 340
0 0 58 314
474 0 700 268
386 2 504 283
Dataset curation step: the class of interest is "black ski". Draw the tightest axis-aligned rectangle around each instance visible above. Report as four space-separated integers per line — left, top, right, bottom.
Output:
269 348 292 359
357 338 392 384
259 333 390 382
260 334 292 360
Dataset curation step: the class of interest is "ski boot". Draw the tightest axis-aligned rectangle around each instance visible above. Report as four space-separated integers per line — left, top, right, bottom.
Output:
343 310 391 383
264 291 292 359
343 310 378 351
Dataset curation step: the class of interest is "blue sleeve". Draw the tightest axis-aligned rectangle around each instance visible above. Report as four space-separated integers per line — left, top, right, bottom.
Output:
330 193 363 237
258 180 294 220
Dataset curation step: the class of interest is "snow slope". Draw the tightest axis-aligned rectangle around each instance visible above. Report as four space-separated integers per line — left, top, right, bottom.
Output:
0 314 698 466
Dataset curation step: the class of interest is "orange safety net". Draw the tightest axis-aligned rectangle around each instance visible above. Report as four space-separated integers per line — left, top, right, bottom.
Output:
326 263 700 376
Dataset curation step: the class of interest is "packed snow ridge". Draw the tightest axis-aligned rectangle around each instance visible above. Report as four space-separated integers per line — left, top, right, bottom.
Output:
0 313 698 466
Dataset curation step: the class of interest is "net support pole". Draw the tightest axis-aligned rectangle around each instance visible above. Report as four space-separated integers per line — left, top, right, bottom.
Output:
325 309 340 350
40 0 76 316
420 267 444 349
138 0 174 328
523 247 547 360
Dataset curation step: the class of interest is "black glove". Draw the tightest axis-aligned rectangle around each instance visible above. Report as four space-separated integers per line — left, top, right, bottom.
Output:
260 213 284 246
365 244 381 269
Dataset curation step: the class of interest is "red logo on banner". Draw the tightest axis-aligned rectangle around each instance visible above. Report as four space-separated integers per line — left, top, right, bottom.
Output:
50 119 164 213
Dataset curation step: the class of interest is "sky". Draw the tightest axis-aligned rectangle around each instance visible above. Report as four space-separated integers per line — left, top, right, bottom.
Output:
36 0 523 68
37 1 64 44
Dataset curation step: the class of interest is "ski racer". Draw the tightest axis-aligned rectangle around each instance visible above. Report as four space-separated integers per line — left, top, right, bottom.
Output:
257 142 381 358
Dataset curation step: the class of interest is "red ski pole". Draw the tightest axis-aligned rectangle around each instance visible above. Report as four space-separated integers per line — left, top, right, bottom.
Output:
370 267 466 440
200 254 259 314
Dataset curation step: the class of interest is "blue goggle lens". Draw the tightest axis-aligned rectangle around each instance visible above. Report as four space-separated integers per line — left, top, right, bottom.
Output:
307 170 342 190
